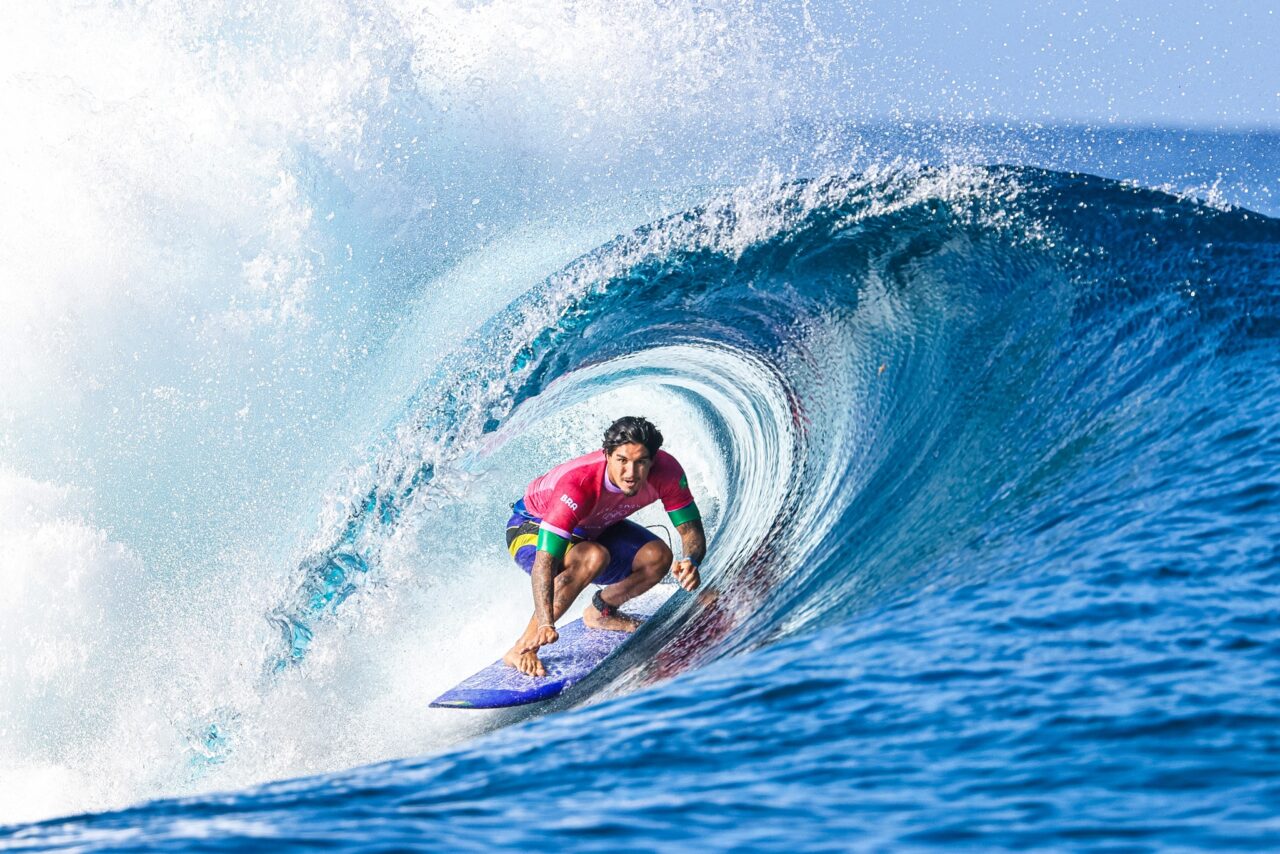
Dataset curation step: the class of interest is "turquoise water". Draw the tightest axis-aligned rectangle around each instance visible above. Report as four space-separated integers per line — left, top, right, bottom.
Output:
6 157 1280 850
2 3 1278 849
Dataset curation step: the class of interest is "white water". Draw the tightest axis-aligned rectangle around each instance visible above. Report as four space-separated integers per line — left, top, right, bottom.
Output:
0 0 833 823
9 0 1269 828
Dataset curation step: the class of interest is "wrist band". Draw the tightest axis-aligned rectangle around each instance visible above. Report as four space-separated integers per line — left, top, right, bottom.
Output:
538 623 555 630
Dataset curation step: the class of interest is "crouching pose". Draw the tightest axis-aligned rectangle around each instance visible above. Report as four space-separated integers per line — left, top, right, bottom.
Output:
503 416 706 677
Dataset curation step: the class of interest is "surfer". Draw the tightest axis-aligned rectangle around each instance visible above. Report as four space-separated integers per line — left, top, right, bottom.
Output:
502 416 706 677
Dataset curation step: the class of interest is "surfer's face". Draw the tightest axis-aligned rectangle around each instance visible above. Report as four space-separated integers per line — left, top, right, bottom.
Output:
607 443 653 496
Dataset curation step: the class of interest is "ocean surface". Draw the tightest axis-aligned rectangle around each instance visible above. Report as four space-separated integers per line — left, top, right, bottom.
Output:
3 3 1280 851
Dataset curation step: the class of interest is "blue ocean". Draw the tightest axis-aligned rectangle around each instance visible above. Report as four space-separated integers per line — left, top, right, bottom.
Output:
2 4 1279 851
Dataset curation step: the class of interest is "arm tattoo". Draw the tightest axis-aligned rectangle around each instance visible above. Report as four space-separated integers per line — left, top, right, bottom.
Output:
676 519 706 566
531 549 561 625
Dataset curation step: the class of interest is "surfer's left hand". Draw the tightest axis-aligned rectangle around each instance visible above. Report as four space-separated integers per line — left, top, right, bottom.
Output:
673 558 701 592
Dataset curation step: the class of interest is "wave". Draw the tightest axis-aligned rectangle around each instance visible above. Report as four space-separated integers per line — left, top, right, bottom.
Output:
9 160 1278 847
271 162 1279 697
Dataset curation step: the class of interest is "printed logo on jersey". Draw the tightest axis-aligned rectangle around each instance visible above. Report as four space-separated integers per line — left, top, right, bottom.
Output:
679 474 688 490
560 494 579 511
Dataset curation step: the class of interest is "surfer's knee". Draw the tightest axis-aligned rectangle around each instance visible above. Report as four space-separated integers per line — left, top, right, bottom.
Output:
569 541 610 578
634 540 672 578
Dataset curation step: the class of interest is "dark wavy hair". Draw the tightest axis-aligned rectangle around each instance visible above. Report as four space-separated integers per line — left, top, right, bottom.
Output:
602 416 664 457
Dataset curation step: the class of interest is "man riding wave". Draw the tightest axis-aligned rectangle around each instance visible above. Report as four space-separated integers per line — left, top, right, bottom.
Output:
503 416 706 677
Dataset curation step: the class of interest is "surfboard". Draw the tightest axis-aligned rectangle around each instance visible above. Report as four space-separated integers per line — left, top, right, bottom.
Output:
430 588 671 709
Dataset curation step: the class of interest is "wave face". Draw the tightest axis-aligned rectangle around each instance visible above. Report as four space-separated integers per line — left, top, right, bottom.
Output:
7 161 1280 849
5 2 1280 849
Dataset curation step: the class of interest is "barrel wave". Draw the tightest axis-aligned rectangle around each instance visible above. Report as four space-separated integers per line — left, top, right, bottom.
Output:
282 164 1279 683
9 165 1275 849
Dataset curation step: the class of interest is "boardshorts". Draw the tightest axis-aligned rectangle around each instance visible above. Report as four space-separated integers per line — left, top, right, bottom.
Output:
505 498 660 586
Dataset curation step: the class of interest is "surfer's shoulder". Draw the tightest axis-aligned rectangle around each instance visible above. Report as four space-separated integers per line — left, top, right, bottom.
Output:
564 451 606 505
651 450 690 491
653 448 684 471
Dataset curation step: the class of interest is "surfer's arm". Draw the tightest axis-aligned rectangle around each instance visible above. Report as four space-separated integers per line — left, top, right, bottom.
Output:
657 457 702 583
528 519 574 643
673 518 706 591
529 548 560 630
676 518 706 565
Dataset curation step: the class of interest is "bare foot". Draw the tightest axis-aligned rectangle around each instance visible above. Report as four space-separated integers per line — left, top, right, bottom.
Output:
503 646 546 677
584 603 641 632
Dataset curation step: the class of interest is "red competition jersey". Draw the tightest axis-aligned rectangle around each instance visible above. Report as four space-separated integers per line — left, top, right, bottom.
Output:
523 449 700 541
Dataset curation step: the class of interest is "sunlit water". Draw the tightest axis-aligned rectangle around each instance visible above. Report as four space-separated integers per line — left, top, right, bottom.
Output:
2 3 1278 850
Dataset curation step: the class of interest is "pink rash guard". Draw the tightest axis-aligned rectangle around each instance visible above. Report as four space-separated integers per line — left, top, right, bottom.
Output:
522 449 700 557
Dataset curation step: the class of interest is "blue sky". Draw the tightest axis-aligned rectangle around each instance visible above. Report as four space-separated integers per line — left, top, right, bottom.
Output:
815 0 1279 127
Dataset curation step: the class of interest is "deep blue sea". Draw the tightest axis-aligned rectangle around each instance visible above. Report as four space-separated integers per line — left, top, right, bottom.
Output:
2 4 1279 851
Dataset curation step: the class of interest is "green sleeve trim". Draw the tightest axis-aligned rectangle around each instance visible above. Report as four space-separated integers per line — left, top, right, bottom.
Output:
667 502 701 527
537 527 571 559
